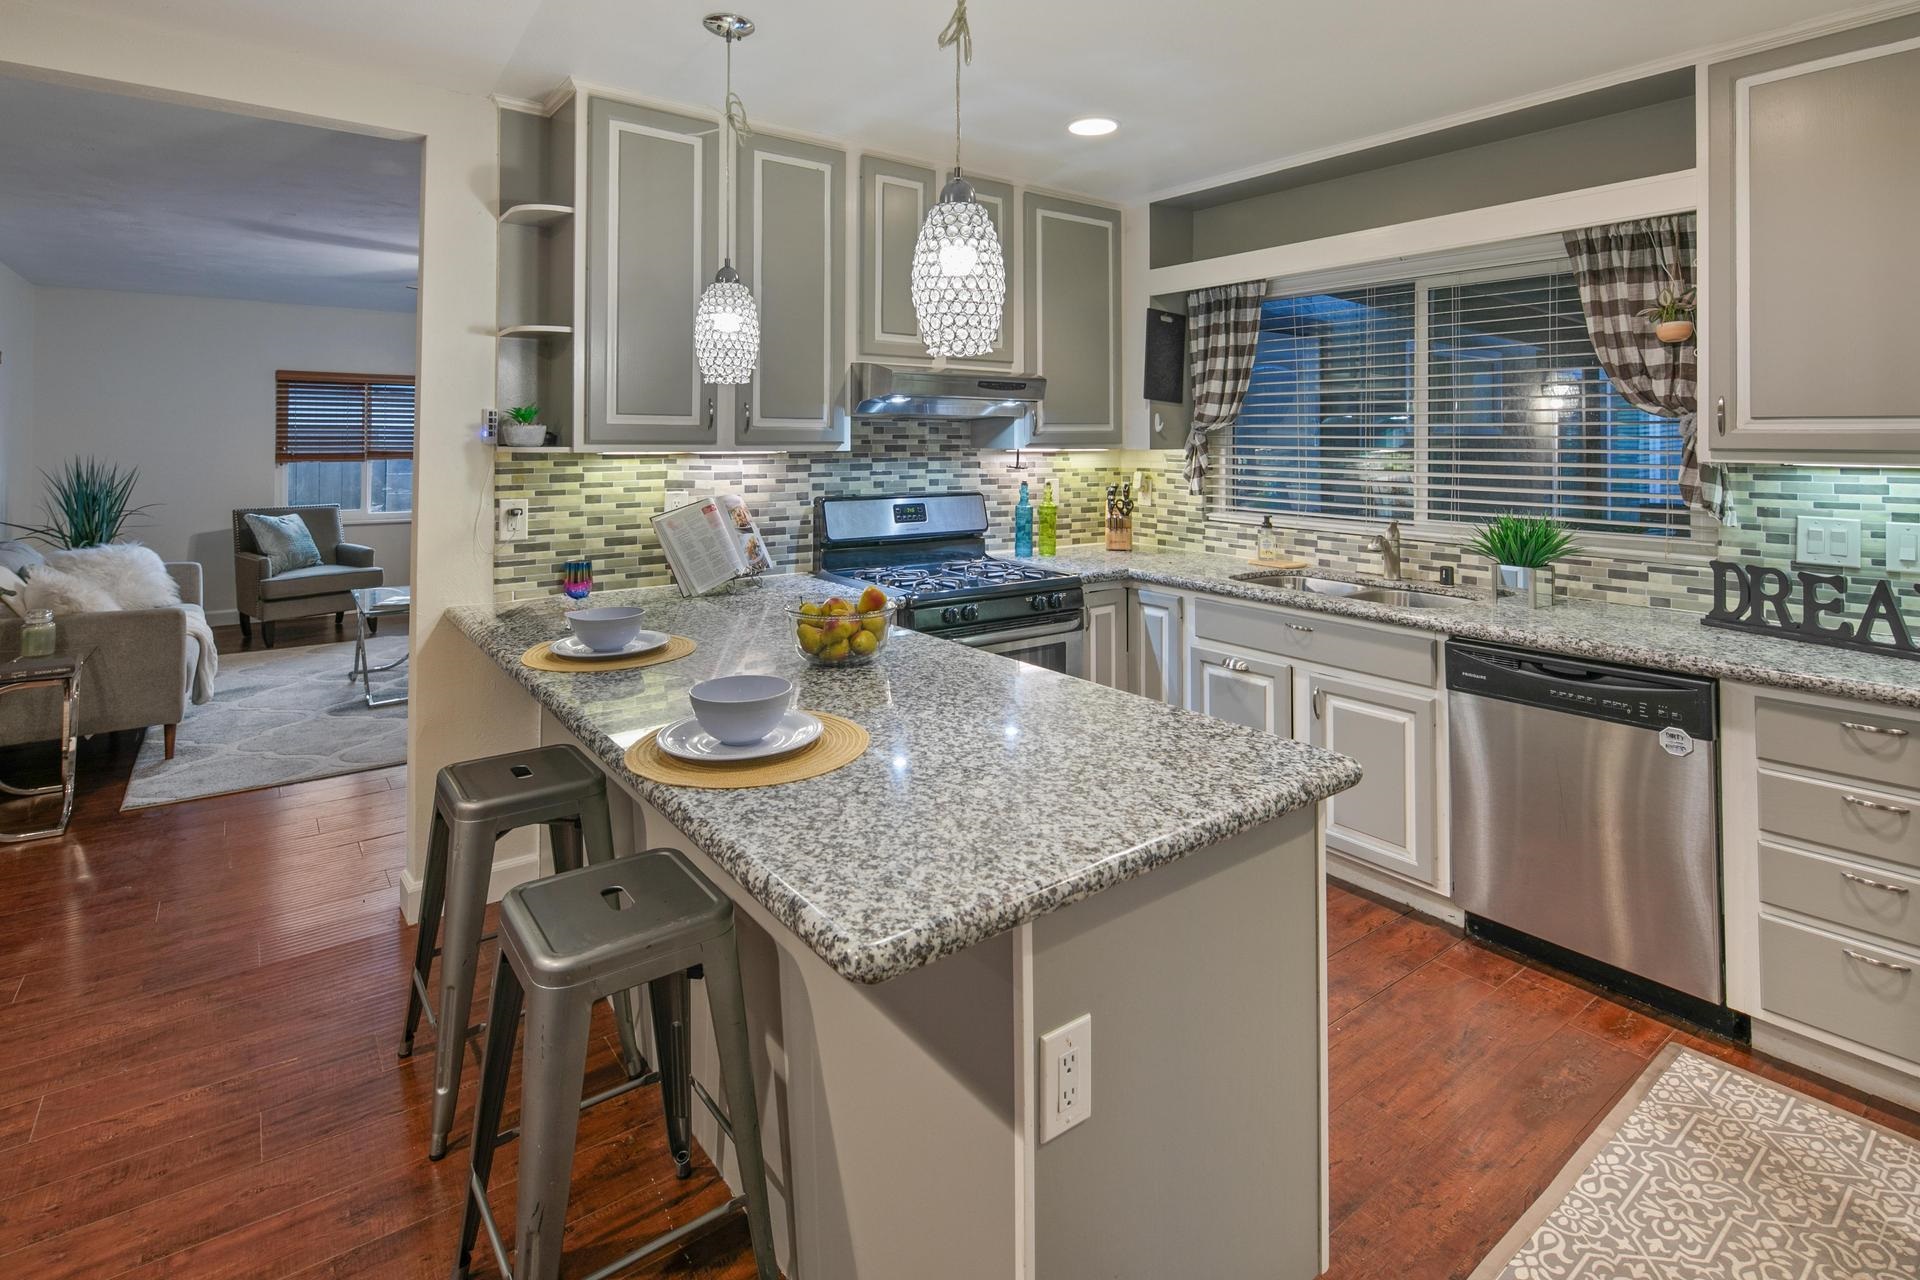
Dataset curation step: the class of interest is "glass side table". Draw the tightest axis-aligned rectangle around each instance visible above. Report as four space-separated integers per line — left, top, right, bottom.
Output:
348 586 410 708
0 652 87 843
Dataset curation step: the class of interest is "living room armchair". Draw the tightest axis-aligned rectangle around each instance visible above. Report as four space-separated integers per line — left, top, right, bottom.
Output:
232 505 384 648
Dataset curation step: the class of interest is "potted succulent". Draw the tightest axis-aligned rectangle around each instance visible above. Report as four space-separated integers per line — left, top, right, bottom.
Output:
499 404 547 448
2 457 156 548
1465 514 1577 609
1638 281 1696 345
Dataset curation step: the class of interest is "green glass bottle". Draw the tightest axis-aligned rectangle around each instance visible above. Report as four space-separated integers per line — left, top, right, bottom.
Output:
1037 481 1057 556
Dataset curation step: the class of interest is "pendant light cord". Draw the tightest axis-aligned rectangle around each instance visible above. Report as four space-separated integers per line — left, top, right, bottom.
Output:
719 34 754 265
937 0 971 174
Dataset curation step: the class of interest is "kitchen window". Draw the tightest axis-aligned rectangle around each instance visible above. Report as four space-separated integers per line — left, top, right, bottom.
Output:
1221 263 1687 538
275 370 416 519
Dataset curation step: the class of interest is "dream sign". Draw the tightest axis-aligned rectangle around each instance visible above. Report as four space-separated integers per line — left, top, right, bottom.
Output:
1704 559 1920 661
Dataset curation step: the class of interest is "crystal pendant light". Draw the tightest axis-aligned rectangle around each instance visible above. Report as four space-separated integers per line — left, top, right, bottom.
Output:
910 1 1006 359
693 13 759 384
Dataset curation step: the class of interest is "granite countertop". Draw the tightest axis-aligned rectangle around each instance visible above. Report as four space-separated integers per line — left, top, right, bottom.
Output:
449 575 1362 985
1029 547 1920 709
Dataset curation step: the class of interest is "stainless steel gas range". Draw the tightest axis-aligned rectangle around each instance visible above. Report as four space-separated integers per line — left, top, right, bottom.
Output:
813 492 1086 674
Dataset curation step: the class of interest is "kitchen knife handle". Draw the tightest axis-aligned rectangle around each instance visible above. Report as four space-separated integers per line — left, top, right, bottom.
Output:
1842 948 1911 975
1842 721 1909 737
1841 870 1911 895
1843 793 1910 816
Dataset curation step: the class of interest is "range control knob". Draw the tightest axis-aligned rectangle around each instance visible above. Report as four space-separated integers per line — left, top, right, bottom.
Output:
940 606 961 624
1029 594 1047 611
960 604 980 622
1046 592 1064 609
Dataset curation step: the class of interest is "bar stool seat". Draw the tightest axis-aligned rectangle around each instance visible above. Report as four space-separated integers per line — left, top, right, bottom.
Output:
454 849 779 1280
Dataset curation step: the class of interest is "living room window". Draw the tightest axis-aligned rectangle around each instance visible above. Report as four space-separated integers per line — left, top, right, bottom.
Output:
1221 261 1687 538
275 370 416 519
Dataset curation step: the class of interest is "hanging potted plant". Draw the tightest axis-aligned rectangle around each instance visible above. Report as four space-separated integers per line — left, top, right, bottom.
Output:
1638 280 1696 345
1465 514 1577 609
498 404 547 448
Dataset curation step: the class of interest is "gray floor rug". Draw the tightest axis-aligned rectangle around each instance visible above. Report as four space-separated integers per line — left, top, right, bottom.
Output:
1472 1042 1919 1278
120 635 408 810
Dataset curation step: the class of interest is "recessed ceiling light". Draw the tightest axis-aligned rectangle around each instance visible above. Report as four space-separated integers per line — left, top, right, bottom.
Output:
1068 117 1118 137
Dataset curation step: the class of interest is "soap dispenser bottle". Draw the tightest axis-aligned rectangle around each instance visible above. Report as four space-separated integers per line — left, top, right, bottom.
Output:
1014 481 1034 558
1037 481 1057 556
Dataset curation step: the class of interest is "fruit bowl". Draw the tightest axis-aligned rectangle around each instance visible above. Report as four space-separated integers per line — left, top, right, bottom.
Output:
791 588 894 667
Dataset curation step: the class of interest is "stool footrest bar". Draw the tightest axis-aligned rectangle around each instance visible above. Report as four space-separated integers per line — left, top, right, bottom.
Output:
577 1197 749 1280
691 1076 735 1144
468 1168 516 1280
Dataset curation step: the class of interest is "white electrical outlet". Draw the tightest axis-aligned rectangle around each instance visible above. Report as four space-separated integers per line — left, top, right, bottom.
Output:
497 498 528 544
1038 1013 1092 1143
1890 522 1920 570
1795 515 1861 569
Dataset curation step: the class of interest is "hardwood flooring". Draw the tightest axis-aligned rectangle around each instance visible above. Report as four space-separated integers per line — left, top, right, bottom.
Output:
1 733 1915 1277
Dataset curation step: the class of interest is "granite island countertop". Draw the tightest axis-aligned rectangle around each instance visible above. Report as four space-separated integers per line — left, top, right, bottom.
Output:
449 575 1362 985
1027 546 1920 709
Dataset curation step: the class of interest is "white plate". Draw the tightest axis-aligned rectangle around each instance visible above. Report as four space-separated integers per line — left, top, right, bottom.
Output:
551 631 670 661
657 710 823 763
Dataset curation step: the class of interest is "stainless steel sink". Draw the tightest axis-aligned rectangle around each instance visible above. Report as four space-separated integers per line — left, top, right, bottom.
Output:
1230 571 1467 609
1343 587 1468 609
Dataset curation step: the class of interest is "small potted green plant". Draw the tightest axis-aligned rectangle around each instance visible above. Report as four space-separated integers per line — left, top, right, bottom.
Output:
1637 282 1696 345
1465 514 1577 609
498 404 547 448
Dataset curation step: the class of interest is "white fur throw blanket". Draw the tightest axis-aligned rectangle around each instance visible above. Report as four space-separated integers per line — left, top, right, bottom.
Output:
34 545 220 705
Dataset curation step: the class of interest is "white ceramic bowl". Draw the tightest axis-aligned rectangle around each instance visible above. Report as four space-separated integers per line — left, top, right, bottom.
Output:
565 606 646 653
688 674 795 746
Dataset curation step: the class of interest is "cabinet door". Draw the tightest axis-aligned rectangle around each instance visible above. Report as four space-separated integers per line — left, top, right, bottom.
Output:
1306 672 1438 886
737 131 846 447
1024 194 1122 447
1187 645 1291 735
1130 589 1183 706
1707 16 1920 459
858 159 1017 367
1083 587 1126 690
583 96 719 449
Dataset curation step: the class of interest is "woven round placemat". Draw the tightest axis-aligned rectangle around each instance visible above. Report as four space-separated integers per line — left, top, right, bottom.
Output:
624 712 869 789
520 635 697 673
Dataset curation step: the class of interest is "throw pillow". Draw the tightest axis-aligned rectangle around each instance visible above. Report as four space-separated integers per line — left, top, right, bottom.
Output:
19 562 121 615
245 512 323 575
45 544 182 611
0 565 25 617
0 539 46 577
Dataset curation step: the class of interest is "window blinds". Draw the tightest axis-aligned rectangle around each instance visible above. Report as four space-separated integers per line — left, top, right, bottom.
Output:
274 371 416 464
1222 266 1687 537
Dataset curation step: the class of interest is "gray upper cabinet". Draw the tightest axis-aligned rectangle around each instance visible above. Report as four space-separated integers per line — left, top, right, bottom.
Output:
737 130 846 446
1707 15 1920 461
858 158 1016 367
582 96 719 449
1024 194 1122 447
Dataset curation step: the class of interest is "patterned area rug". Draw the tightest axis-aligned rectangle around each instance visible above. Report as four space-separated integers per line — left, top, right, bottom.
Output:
120 635 407 809
1473 1043 1919 1279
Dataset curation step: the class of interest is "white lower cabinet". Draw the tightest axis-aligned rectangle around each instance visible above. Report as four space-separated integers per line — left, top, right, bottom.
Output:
1304 672 1439 887
1130 589 1183 705
1082 587 1127 690
1187 644 1292 735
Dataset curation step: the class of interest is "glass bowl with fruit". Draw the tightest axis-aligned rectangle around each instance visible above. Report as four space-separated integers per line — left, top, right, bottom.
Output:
791 586 893 667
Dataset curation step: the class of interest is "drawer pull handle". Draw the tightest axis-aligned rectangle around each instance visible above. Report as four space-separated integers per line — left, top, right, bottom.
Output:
1841 721 1909 738
1842 794 1910 816
1286 622 1313 633
1842 948 1912 975
1841 870 1912 895
1224 658 1249 673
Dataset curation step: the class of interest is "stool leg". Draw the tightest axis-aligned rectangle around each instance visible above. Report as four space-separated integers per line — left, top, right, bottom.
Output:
704 931 779 1280
549 816 647 1079
576 784 615 865
400 809 451 1058
514 989 593 1280
651 970 694 1179
546 817 585 875
430 818 496 1161
454 952 522 1280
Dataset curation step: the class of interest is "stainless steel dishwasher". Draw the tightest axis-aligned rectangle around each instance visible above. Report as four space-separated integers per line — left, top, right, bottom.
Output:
1448 641 1734 1029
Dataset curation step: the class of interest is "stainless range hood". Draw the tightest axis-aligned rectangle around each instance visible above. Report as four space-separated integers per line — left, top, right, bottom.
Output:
850 362 1045 422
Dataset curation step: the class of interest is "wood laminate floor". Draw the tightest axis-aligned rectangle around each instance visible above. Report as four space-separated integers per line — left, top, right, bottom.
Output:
0 734 1914 1277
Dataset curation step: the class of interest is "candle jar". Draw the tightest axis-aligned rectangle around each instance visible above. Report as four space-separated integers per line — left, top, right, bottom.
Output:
19 609 56 659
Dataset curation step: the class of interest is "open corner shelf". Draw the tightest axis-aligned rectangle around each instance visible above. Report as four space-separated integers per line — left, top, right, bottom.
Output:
499 202 575 226
495 324 573 339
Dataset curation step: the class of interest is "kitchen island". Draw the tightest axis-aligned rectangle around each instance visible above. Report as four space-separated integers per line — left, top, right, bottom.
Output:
449 574 1361 1279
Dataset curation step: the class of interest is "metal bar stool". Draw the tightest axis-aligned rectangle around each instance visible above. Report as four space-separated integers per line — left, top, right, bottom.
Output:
454 849 779 1280
400 744 648 1160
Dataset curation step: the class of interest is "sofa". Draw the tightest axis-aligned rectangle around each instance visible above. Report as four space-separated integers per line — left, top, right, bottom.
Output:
232 505 383 647
0 545 206 759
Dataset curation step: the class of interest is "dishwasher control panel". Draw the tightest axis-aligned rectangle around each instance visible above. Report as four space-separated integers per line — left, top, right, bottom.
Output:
1446 643 1716 739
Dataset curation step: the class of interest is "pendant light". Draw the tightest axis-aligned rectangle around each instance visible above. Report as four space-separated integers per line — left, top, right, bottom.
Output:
910 0 1006 359
693 13 759 385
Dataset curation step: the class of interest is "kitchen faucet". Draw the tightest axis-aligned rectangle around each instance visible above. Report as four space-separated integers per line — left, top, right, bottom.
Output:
1365 520 1403 580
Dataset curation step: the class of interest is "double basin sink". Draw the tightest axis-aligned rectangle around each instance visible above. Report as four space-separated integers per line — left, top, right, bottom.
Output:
1229 570 1469 610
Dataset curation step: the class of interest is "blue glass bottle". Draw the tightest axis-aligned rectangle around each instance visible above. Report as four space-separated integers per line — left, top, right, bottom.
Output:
1013 481 1034 558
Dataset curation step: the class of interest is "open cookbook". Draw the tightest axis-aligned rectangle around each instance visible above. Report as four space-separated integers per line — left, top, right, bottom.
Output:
650 493 774 597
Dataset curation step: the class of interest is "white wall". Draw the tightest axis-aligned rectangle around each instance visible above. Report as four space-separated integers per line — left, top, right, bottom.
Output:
0 259 33 527
16 288 415 620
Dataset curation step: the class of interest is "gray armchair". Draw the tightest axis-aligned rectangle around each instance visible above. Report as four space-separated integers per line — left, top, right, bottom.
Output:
232 505 383 648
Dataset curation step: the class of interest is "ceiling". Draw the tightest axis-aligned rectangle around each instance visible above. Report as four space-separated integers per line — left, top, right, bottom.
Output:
28 0 1883 202
0 72 420 311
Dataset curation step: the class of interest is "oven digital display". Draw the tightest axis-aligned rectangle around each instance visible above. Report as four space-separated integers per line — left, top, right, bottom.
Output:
892 502 928 525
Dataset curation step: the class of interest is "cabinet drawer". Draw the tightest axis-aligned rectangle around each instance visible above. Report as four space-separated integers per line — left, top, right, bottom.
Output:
1192 598 1435 686
1757 771 1920 871
1759 914 1920 1063
1755 697 1920 790
1759 840 1920 950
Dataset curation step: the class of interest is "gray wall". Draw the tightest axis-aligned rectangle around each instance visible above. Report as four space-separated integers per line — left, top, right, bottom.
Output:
0 259 34 528
1185 98 1695 261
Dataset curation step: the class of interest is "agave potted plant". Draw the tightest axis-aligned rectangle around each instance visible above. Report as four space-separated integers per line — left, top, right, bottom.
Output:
2 457 156 548
1637 278 1696 345
498 404 547 448
1465 514 1576 609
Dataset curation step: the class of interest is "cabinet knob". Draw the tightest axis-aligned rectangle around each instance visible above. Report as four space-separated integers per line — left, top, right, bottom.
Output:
706 397 716 432
1715 397 1726 436
1286 622 1313 633
1225 658 1249 672
742 400 752 434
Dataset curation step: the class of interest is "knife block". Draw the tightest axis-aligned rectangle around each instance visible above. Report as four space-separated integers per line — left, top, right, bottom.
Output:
1105 514 1133 552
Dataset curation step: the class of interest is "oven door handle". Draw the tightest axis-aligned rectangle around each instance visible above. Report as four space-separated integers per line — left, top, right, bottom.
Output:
951 617 1086 648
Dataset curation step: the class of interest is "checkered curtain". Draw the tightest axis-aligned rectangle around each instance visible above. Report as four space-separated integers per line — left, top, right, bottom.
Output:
1562 215 1723 518
1183 281 1268 495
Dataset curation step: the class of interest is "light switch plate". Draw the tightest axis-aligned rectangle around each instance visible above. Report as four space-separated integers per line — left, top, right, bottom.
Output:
1892 522 1920 570
1796 515 1861 569
1038 1014 1092 1143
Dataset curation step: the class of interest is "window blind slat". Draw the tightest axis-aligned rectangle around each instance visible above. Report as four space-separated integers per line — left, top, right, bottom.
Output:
275 371 417 464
